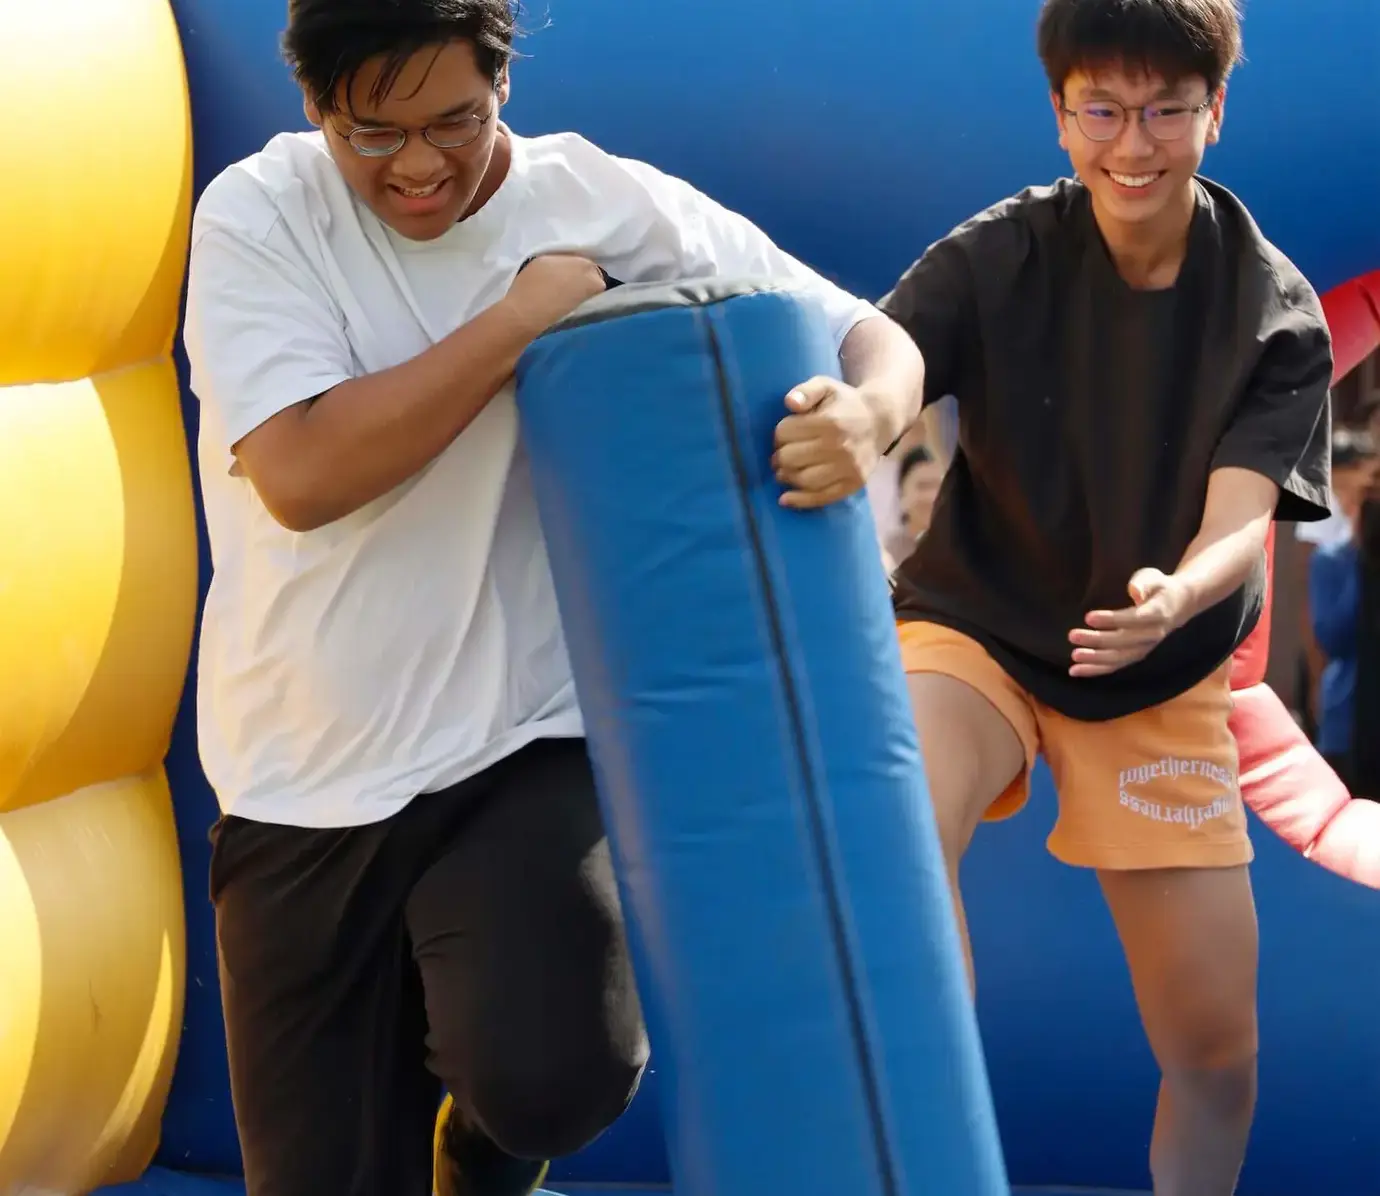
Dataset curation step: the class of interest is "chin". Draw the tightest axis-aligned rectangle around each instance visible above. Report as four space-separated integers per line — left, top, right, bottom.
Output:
1108 197 1168 225
1089 183 1167 225
381 205 463 242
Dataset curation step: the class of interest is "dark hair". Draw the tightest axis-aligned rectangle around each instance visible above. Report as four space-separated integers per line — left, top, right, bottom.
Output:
1334 427 1377 470
1036 0 1243 96
283 0 521 113
898 444 934 483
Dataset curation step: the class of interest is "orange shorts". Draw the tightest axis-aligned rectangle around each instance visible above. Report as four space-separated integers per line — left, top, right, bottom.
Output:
897 621 1254 871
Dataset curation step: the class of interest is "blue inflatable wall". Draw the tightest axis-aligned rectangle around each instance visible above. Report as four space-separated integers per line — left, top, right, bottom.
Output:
144 1 1380 1194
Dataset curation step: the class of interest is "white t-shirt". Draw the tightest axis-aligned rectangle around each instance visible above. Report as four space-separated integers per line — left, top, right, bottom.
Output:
184 128 880 828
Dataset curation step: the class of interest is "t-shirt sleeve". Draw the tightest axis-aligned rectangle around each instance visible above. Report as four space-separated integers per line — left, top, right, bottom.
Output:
184 219 355 458
591 153 880 351
876 235 975 407
1211 295 1333 523
1295 505 1346 547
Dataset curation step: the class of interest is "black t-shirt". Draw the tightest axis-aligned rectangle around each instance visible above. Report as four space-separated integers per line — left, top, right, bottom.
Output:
879 176 1333 721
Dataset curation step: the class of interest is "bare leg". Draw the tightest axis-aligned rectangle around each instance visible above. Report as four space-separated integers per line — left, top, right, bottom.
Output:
907 673 1025 992
1099 866 1259 1196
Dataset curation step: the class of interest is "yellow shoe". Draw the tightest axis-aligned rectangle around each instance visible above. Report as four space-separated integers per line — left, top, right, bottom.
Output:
433 1093 551 1196
433 1093 453 1193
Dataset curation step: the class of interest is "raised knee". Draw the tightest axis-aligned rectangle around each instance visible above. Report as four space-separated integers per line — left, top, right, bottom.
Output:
471 1040 649 1160
909 673 1025 861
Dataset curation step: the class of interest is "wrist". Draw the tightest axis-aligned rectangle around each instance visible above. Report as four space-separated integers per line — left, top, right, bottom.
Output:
493 293 556 344
1168 558 1245 628
856 378 918 456
1168 572 1201 628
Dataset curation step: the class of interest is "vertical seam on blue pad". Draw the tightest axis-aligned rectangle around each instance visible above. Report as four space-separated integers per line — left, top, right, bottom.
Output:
703 300 900 1196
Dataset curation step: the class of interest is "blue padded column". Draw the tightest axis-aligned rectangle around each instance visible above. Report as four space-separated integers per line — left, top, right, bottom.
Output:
515 280 1008 1196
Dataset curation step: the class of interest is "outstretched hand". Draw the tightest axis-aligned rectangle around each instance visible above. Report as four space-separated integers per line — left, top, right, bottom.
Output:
1068 568 1191 678
772 377 882 509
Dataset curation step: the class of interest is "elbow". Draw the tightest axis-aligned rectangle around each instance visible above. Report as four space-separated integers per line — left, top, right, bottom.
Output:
230 403 356 534
249 470 340 534
269 501 329 535
268 486 349 533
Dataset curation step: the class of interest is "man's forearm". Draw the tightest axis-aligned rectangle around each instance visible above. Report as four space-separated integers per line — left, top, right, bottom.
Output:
239 297 550 532
235 254 610 533
839 314 925 452
299 301 543 514
1173 521 1272 617
1171 467 1278 620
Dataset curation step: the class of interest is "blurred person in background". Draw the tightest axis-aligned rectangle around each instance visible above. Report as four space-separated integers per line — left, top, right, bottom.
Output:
873 399 956 574
881 443 945 566
1349 418 1380 800
1308 428 1377 791
1294 395 1379 735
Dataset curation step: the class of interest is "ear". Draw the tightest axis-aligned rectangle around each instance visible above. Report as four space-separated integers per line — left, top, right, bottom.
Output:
1051 90 1070 150
496 66 511 106
303 93 323 129
1205 84 1226 145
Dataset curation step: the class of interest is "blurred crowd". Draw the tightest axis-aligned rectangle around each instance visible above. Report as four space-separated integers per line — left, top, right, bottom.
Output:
1295 354 1380 800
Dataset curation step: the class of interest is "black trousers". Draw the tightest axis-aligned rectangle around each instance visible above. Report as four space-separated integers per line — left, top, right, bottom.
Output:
210 737 648 1196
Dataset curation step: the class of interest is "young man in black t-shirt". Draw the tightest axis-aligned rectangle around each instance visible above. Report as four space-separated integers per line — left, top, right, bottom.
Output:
878 0 1332 1190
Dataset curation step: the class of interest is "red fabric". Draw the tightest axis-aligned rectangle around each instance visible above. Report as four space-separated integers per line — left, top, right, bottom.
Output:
1319 270 1380 383
1229 526 1274 690
1194 272 1380 881
1232 683 1380 889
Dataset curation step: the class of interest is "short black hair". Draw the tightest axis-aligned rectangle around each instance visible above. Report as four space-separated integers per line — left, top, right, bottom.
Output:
898 444 934 484
283 0 521 114
1036 0 1243 96
1334 427 1377 470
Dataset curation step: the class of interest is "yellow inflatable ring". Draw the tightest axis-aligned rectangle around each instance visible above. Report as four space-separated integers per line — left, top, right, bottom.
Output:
0 1 197 1190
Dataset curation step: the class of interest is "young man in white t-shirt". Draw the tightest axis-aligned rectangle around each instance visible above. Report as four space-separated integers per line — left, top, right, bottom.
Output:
182 1 924 1193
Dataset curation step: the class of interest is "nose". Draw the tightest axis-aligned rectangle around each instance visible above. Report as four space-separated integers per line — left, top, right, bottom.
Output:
391 131 448 182
1113 110 1156 158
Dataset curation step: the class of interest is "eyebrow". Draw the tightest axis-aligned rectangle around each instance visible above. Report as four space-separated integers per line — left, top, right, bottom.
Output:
349 98 485 128
1079 85 1197 103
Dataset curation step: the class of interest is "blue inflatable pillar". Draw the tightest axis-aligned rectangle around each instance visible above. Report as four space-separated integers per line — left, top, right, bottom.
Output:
516 280 1008 1196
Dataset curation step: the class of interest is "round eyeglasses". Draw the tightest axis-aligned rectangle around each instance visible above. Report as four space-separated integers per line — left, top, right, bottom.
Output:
341 106 494 157
1063 98 1212 143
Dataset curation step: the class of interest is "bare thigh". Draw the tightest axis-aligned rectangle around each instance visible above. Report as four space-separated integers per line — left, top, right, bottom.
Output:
908 672 1025 861
1098 865 1259 1069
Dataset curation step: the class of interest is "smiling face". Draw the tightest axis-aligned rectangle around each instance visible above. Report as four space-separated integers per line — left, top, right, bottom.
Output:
1054 65 1223 241
304 39 511 241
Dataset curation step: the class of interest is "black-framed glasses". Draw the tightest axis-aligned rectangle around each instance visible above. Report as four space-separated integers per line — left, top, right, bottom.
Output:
339 102 495 157
1063 97 1212 142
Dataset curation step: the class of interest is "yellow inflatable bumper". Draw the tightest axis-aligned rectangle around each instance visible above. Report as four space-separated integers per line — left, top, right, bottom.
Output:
0 1 198 1190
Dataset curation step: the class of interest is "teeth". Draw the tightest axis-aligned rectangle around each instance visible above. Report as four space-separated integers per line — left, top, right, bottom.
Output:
398 181 443 198
1110 172 1159 188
